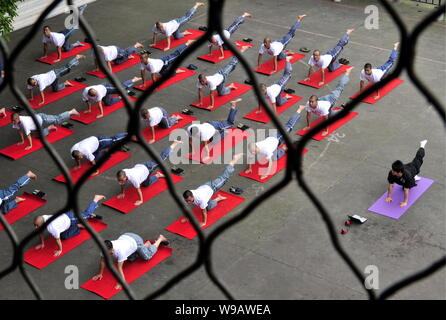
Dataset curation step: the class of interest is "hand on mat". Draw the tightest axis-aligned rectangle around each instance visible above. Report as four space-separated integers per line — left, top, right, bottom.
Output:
303 126 310 131
54 249 62 257
92 274 103 281
321 129 329 137
37 101 45 106
17 140 25 146
53 59 61 63
114 283 122 290
399 201 407 208
374 95 380 100
149 139 155 144
200 221 206 227
35 244 45 250
92 170 100 176
207 104 214 110
318 81 324 86
134 200 143 206
385 196 392 203
41 55 48 59
304 77 311 82
117 193 125 199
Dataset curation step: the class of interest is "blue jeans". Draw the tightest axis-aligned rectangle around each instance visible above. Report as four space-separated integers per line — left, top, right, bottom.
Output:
123 232 157 261
93 133 127 159
204 165 235 210
173 7 197 39
377 49 398 76
276 21 301 60
0 175 31 215
140 146 172 187
159 44 188 76
207 107 237 142
325 33 350 72
273 112 302 160
114 46 137 65
157 107 178 129
59 27 81 52
274 62 293 106
216 57 239 96
102 79 134 105
37 111 70 136
318 74 350 117
51 58 80 92
60 201 99 240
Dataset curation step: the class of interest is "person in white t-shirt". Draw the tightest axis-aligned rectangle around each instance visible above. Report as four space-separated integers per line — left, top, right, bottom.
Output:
208 12 252 59
92 233 169 290
93 42 144 73
0 171 37 215
305 29 354 86
11 109 80 150
140 107 183 144
302 67 353 136
33 195 106 257
150 2 205 51
360 42 400 100
258 14 306 74
27 55 86 106
258 56 294 114
182 153 243 226
82 77 141 118
40 5 88 63
116 140 182 206
187 98 242 161
247 105 306 179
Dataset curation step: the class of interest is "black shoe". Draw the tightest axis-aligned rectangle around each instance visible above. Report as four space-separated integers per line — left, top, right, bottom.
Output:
284 88 295 94
127 90 136 97
171 167 184 175
12 105 24 112
92 214 103 220
75 77 86 82
237 123 249 131
32 190 45 198
187 64 198 70
182 108 194 115
61 121 73 128
127 252 138 262
242 38 253 43
160 240 170 246
198 26 208 31
244 79 253 85
299 47 310 53
229 186 243 195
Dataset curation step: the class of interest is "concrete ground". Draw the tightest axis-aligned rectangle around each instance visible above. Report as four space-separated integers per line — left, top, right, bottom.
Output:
0 0 444 300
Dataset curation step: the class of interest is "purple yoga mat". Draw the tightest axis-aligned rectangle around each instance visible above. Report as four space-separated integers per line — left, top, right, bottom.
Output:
368 177 435 219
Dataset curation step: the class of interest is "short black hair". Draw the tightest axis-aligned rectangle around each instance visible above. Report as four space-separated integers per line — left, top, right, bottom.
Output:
11 112 20 121
309 95 318 101
364 63 372 69
392 160 404 173
117 170 126 179
140 108 149 119
198 74 205 82
72 150 81 160
104 240 113 249
27 78 35 86
183 190 193 200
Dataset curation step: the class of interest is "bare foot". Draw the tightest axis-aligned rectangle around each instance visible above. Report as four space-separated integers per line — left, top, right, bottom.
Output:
183 31 192 36
297 14 307 22
171 139 183 148
228 83 238 90
393 42 400 50
346 29 354 35
230 98 242 108
0 108 6 117
186 39 196 46
27 171 37 179
345 66 354 76
134 42 144 49
176 69 186 74
286 55 293 62
132 76 142 83
284 94 292 99
69 108 80 117
194 2 205 8
75 54 86 60
64 80 74 87
15 196 25 204
155 172 165 179
242 12 252 18
214 195 227 203
93 195 106 202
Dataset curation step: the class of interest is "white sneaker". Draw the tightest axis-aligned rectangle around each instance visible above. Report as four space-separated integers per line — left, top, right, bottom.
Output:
420 140 428 148
414 175 421 181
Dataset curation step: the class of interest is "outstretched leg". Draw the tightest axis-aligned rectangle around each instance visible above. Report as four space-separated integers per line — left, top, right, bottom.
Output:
0 173 34 215
274 58 293 106
325 29 354 72
172 2 204 39
51 55 85 91
377 42 399 76
276 14 306 60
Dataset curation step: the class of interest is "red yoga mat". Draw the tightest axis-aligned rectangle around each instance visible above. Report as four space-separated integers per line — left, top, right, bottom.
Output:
140 113 197 143
197 41 254 64
0 126 74 160
151 29 205 51
134 68 196 92
240 147 309 182
190 82 252 111
53 151 132 184
165 191 244 239
24 219 108 269
85 56 141 78
255 53 306 76
70 97 136 124
28 81 87 109
184 128 252 164
103 173 184 214
350 78 404 104
0 110 13 128
243 94 303 124
296 110 359 141
36 42 92 65
298 64 350 89
0 193 46 231
81 245 172 299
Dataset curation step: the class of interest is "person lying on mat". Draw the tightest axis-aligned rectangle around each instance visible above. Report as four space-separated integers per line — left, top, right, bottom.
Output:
116 140 182 206
140 107 182 144
82 77 141 119
247 105 306 179
187 99 242 161
301 66 353 137
304 28 354 86
139 40 195 85
93 42 144 73
208 13 252 59
27 55 86 106
40 5 88 63
71 133 127 174
182 153 243 226
257 14 306 74
11 109 80 150
33 195 105 257
150 2 205 51
0 171 37 215
92 233 169 290
386 140 427 208
259 56 294 114
360 42 399 100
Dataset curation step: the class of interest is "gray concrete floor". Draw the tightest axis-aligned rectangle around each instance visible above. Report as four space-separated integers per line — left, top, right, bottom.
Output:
0 0 445 300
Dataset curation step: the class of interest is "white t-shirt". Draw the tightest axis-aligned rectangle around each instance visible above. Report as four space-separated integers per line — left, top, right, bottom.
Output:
152 20 180 37
12 115 43 136
83 85 107 102
145 107 164 127
259 42 284 56
111 234 138 263
42 32 65 47
28 70 57 92
196 73 224 91
43 214 71 239
266 84 282 104
306 100 332 117
122 164 150 189
308 54 332 69
191 185 214 209
255 136 279 160
360 69 384 83
70 136 100 162
140 58 164 74
187 123 217 142
208 30 230 47
99 45 118 62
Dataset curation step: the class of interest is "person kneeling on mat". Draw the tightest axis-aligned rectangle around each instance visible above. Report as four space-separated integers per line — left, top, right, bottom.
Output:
1 171 37 215
140 107 182 144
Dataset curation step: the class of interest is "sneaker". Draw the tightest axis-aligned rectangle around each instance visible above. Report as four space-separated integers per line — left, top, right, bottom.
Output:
414 175 421 181
92 214 103 220
160 240 170 246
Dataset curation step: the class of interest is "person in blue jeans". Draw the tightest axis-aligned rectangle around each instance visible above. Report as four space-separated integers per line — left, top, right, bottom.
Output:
182 153 243 226
360 42 400 100
40 4 88 63
151 2 205 51
33 195 105 257
0 56 4 85
94 42 144 73
303 67 354 137
0 171 37 215
258 14 307 73
140 107 183 144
